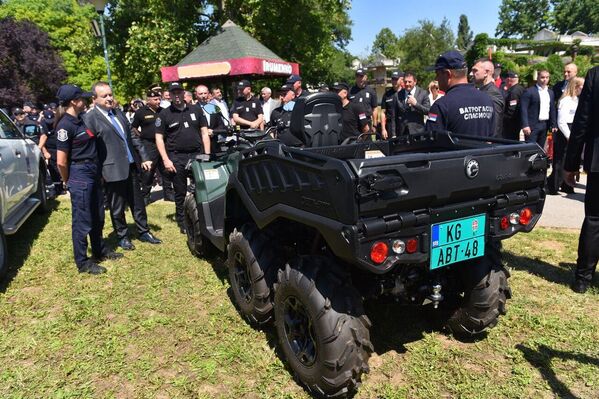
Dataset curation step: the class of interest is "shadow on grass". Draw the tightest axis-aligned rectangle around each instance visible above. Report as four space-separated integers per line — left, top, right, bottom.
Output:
504 251 574 287
517 343 599 399
1 200 59 293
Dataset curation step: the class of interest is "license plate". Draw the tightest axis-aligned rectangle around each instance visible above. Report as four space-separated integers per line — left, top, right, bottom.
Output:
430 214 486 270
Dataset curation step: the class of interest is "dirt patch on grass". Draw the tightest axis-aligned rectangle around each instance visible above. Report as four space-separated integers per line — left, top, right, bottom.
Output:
93 374 137 398
537 240 565 252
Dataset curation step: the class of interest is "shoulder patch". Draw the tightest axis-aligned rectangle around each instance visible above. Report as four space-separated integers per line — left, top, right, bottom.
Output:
155 117 162 127
57 129 68 142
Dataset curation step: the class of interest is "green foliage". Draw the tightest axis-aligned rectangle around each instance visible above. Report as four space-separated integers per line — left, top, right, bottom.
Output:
496 0 551 39
220 0 354 85
551 0 599 34
398 19 455 85
572 55 593 78
106 0 207 99
456 14 473 50
371 28 401 59
465 33 490 67
0 0 107 90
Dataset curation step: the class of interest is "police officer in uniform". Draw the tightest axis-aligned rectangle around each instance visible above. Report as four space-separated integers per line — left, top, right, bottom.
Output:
333 82 370 143
286 74 308 99
232 80 264 129
55 84 122 275
426 50 495 137
269 84 303 147
131 89 174 204
155 82 211 234
350 69 378 129
380 71 403 139
13 107 45 144
39 106 64 194
502 72 526 141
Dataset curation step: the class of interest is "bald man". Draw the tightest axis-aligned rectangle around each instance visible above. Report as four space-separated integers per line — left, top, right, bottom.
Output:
553 63 578 102
472 58 504 138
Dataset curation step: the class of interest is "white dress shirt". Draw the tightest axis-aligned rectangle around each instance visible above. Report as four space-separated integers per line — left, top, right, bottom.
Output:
557 96 578 140
537 84 550 121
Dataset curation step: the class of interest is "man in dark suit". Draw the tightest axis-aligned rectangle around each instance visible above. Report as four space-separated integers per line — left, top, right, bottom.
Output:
472 58 504 138
84 81 162 250
394 72 430 136
564 66 599 293
502 72 526 141
553 63 578 103
520 69 557 147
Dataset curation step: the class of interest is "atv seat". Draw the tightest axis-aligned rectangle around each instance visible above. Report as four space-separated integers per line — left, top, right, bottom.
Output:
289 92 343 147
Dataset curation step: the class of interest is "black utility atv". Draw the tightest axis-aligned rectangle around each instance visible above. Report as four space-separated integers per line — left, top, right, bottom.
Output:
184 93 547 397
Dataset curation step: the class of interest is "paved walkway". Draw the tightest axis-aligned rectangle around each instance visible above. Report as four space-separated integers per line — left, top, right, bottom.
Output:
537 173 586 229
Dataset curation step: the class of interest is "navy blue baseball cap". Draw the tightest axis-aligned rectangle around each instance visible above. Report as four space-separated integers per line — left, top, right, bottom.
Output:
168 81 184 91
237 80 251 89
355 68 366 76
391 71 404 80
56 84 92 103
280 83 294 92
507 71 519 78
286 74 302 84
427 50 468 71
332 82 350 91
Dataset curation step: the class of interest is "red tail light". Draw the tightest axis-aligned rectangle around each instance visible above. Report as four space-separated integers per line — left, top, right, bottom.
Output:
406 239 418 254
500 216 509 230
519 208 533 225
370 242 388 264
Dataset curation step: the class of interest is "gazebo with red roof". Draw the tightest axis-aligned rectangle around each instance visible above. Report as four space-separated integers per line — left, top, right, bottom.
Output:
161 20 300 84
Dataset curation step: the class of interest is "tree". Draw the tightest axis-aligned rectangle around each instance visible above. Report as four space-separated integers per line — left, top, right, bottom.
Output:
0 0 106 90
105 0 209 98
0 18 66 108
551 0 599 34
456 14 473 50
398 19 455 84
496 0 551 39
465 33 490 67
371 28 400 59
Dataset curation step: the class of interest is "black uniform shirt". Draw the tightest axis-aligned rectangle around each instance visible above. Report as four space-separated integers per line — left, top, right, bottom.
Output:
349 85 378 117
55 113 98 162
503 84 526 122
232 96 263 122
381 88 398 117
426 83 495 137
155 104 208 152
131 105 161 141
340 101 369 142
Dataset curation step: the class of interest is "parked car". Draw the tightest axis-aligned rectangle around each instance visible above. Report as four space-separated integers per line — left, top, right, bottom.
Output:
0 108 53 276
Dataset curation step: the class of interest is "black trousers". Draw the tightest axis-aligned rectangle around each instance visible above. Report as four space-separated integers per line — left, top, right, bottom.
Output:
105 164 149 239
547 127 569 192
140 140 174 201
526 121 548 147
169 151 201 227
502 119 520 141
576 172 599 283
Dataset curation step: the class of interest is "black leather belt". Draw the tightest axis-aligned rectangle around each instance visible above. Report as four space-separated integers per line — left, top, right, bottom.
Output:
71 159 97 164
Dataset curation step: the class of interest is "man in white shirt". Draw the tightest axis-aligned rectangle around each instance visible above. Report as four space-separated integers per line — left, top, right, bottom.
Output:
520 69 557 146
260 87 279 125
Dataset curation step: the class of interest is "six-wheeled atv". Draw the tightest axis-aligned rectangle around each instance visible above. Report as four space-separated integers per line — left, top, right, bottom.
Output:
184 93 548 398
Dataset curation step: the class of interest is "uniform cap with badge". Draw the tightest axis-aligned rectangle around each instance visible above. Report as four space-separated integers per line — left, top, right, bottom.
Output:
507 71 519 78
285 74 302 84
391 71 404 80
146 89 162 98
332 82 350 92
355 68 366 76
56 84 93 104
12 107 25 116
237 80 251 89
168 82 184 92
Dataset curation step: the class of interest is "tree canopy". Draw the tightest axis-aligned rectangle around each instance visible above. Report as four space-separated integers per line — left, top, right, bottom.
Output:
456 14 473 50
371 28 401 59
0 17 66 108
0 0 106 91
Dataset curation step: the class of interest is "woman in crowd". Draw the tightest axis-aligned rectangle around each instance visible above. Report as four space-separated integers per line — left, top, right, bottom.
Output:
548 76 585 195
55 84 123 274
428 80 443 105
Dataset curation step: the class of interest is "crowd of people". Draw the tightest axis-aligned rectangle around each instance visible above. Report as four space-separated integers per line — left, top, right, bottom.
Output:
3 50 596 293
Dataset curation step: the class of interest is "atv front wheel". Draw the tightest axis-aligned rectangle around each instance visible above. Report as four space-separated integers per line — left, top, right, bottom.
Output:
183 194 216 258
227 224 279 325
274 256 373 398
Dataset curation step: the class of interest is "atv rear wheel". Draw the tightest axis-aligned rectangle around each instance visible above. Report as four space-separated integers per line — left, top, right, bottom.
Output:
446 242 511 338
274 256 373 398
227 224 280 325
183 194 216 258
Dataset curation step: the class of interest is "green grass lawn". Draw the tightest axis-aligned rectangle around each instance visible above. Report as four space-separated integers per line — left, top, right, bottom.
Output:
0 197 597 398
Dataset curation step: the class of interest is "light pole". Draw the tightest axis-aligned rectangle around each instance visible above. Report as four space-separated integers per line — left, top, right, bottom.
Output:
88 0 112 88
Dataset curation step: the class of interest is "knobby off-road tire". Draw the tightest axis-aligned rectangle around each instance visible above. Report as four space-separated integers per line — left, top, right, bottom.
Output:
446 242 512 338
227 224 279 325
274 256 373 398
183 194 216 259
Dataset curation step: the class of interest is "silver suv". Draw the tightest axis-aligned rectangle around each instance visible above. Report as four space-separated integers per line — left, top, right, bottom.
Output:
0 108 51 276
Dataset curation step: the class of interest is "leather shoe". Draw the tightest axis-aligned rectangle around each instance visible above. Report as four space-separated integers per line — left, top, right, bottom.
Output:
92 250 124 262
118 237 135 250
179 225 187 234
560 185 574 194
571 279 589 294
139 232 162 244
78 261 107 275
